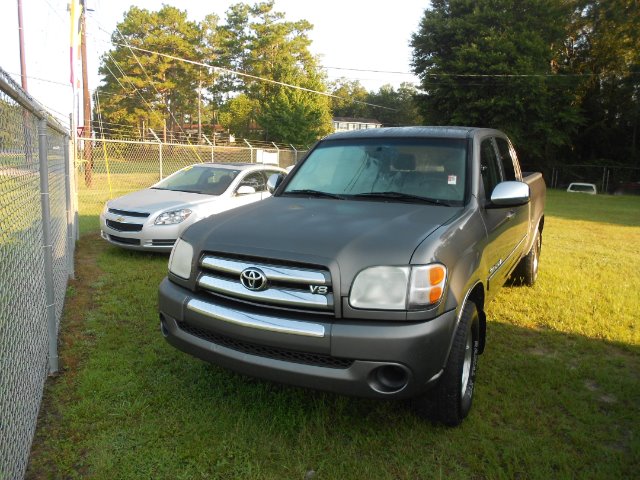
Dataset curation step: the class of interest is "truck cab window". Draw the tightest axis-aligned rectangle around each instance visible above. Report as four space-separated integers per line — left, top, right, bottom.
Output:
495 137 517 181
480 139 502 199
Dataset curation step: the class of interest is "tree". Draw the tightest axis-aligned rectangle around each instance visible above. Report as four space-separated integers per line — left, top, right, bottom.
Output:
366 83 423 126
204 1 332 144
96 6 202 139
329 78 370 118
411 0 581 168
565 0 640 166
217 94 258 139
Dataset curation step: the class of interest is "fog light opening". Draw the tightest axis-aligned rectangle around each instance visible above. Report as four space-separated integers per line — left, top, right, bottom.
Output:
369 365 409 394
160 314 169 337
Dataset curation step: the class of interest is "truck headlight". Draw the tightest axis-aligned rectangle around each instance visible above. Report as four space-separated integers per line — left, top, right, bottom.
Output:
349 264 446 310
168 238 194 279
155 208 192 225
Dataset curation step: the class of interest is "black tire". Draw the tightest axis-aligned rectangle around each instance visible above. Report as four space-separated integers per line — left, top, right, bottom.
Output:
411 300 480 426
513 230 541 286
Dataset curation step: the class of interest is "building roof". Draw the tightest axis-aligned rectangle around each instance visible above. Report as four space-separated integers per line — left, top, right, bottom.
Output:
332 117 382 124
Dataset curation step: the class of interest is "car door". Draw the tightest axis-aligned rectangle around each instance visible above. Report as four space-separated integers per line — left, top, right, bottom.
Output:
479 137 528 292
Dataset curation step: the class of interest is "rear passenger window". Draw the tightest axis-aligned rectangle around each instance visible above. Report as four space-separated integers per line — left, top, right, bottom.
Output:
495 137 516 181
480 139 502 200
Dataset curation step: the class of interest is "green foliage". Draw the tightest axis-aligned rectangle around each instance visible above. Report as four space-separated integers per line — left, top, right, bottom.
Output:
565 0 640 165
329 80 423 127
410 0 640 169
96 6 203 138
411 0 583 168
258 87 333 145
204 1 333 144
367 83 423 126
217 94 258 139
329 78 371 118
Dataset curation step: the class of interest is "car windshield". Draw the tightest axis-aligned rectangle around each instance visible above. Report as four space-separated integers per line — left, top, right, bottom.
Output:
283 138 467 205
152 166 240 195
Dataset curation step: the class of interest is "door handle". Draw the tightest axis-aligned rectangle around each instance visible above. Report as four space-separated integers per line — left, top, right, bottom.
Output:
506 210 515 220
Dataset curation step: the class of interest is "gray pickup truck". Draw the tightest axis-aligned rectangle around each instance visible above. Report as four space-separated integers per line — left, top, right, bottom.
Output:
159 127 545 425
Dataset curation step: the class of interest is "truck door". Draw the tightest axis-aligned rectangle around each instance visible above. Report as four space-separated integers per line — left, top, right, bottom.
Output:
479 137 529 291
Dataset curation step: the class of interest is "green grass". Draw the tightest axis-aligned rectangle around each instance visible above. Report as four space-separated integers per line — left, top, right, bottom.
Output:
27 191 640 479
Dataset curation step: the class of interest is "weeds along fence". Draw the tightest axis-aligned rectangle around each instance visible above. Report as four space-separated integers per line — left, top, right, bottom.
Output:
76 137 305 217
0 68 75 479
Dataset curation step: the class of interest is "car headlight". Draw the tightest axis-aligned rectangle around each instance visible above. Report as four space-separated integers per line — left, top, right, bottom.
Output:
349 264 446 310
168 238 194 279
155 208 192 225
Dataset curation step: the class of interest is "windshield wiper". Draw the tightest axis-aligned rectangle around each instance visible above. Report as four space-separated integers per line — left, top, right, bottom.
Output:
285 189 346 200
352 191 453 206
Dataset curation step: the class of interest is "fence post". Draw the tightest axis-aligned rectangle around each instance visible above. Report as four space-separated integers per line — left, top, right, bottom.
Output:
149 128 163 179
63 136 75 279
272 142 280 166
203 134 214 162
244 139 254 163
290 144 298 164
38 115 58 374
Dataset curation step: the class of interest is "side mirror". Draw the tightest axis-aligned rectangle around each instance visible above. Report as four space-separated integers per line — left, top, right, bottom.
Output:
267 173 284 194
490 181 530 207
236 185 256 196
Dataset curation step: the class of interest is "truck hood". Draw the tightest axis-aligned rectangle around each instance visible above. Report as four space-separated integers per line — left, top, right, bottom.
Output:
108 188 218 214
183 197 461 288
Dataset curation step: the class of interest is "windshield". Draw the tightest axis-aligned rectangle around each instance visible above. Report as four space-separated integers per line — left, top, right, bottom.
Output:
283 138 467 205
152 165 240 195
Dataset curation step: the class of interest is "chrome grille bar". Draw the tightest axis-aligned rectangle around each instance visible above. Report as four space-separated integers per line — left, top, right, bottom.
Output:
186 299 326 337
201 256 329 285
198 274 332 310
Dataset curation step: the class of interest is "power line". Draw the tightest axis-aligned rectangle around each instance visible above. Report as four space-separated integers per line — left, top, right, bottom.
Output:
112 43 399 112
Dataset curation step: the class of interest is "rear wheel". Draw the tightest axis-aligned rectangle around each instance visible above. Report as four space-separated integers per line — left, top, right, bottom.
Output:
411 300 479 426
513 230 541 286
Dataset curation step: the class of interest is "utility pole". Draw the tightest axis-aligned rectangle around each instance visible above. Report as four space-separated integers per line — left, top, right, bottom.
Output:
80 0 92 186
17 0 28 90
197 71 202 144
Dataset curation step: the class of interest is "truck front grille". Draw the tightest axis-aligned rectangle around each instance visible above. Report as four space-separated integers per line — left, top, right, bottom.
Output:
197 254 333 313
178 321 352 369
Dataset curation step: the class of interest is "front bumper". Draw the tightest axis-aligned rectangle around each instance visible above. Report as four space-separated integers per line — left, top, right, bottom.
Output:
99 212 188 252
159 278 457 399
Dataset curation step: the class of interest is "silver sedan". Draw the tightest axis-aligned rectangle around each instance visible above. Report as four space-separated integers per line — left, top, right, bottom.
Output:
100 162 286 252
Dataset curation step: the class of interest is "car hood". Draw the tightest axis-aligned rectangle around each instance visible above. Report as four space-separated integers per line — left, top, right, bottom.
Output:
107 188 218 213
183 197 462 288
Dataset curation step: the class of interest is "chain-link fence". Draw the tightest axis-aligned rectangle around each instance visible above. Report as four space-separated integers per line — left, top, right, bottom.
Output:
0 67 75 480
77 137 306 225
547 164 640 194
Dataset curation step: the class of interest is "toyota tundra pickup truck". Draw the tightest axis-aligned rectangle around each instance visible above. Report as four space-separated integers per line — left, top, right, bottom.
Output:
159 127 545 426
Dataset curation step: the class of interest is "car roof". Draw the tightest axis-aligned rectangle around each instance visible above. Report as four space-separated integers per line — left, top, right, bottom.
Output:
324 126 500 141
189 162 284 170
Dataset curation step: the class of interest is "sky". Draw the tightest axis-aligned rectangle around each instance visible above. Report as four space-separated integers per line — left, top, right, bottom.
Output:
1 0 429 127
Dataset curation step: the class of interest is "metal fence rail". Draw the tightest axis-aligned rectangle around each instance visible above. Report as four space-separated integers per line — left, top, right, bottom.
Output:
0 67 74 480
77 137 305 219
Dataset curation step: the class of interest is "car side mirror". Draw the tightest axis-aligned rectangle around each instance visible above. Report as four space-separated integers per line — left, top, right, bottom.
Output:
236 185 256 196
490 181 530 207
267 173 284 193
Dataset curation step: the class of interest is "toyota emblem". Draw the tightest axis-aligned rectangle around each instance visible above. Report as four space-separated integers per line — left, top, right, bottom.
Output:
240 267 268 291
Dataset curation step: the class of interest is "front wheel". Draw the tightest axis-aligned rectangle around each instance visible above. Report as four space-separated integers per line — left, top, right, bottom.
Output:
411 300 480 426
